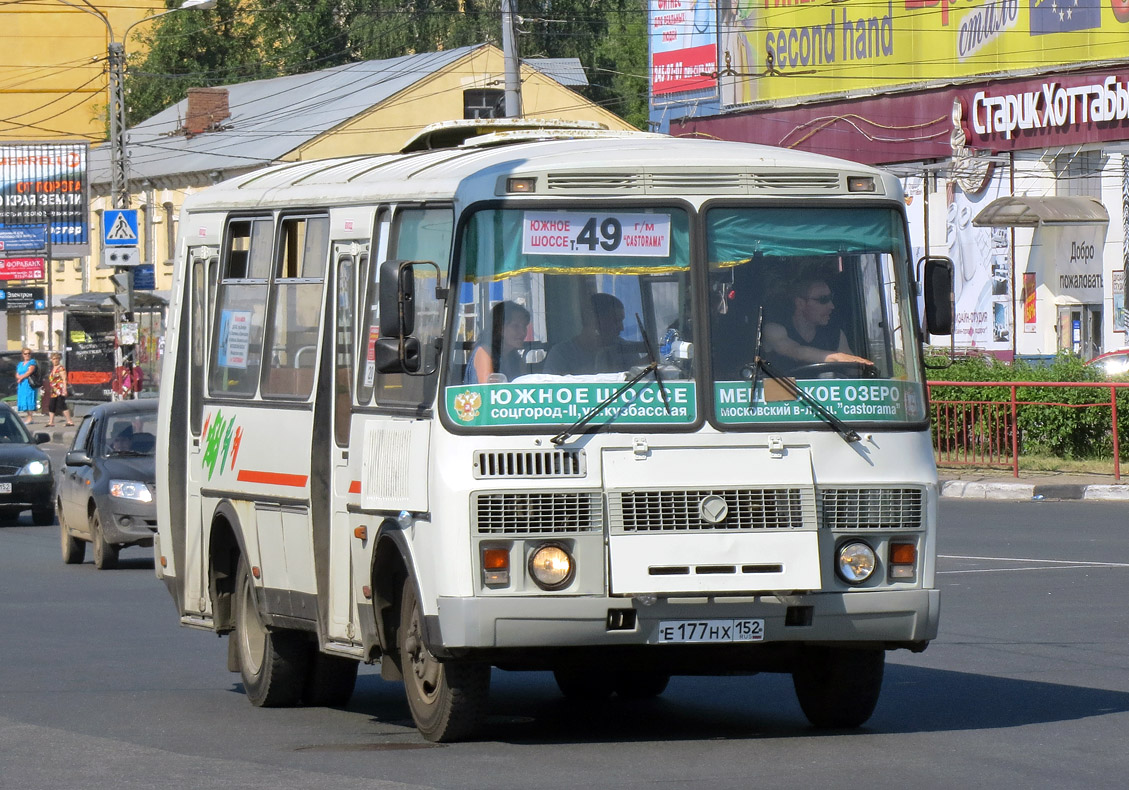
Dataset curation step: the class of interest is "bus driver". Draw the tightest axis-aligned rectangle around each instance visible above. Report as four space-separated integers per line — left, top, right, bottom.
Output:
763 277 872 373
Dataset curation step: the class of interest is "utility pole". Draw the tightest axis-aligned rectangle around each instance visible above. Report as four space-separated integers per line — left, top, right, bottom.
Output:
107 41 129 210
502 0 522 118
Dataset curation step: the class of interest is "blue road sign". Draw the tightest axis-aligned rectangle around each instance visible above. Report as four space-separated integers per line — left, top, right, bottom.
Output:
103 209 139 247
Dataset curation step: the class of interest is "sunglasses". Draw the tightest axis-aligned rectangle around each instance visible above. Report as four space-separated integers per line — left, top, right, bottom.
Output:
807 294 834 305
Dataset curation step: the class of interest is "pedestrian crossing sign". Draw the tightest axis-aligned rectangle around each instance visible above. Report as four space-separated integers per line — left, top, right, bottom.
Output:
103 209 139 247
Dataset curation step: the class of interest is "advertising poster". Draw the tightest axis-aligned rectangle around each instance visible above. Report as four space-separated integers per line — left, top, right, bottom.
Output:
0 142 89 256
650 0 718 96
1023 271 1037 333
1114 270 1126 333
948 176 1011 349
711 0 1129 108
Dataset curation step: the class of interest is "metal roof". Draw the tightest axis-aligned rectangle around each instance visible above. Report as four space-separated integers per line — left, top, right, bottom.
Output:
973 195 1109 227
524 58 588 87
89 45 545 188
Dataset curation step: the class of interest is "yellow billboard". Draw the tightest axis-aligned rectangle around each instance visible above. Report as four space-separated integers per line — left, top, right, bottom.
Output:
719 0 1129 107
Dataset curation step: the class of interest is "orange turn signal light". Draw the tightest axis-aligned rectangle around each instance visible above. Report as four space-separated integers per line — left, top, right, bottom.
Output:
890 543 916 565
483 548 510 570
354 526 368 541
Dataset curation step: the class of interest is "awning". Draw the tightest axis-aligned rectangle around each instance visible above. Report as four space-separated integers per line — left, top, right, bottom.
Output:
61 291 168 312
973 196 1108 227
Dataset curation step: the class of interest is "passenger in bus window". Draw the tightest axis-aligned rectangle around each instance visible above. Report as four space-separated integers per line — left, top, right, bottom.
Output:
544 293 644 375
465 301 531 384
763 277 872 373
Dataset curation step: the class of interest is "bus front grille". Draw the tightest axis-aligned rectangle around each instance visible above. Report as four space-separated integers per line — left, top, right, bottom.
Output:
820 488 924 529
474 491 603 535
473 449 586 479
608 488 814 532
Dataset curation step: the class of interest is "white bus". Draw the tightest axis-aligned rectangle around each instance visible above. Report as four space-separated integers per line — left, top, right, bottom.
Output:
156 122 953 742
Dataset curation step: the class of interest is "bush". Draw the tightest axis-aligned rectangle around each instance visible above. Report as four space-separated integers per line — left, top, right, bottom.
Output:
927 352 1126 460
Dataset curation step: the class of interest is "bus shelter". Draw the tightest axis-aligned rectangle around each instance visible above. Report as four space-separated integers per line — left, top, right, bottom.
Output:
60 292 167 401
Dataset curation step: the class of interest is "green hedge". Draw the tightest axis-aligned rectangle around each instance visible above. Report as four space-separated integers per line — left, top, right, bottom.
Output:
926 353 1127 459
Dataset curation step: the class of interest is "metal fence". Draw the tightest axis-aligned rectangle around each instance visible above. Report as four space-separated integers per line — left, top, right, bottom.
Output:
927 381 1129 480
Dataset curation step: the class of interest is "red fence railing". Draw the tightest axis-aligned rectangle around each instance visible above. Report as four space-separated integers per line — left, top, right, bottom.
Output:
926 381 1129 480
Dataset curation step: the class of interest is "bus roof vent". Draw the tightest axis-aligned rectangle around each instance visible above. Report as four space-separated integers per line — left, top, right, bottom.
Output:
546 173 645 192
750 172 843 193
474 449 587 479
401 119 610 152
649 173 745 193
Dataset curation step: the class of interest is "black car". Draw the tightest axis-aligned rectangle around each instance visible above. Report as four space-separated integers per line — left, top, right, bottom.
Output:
0 403 54 525
57 399 158 569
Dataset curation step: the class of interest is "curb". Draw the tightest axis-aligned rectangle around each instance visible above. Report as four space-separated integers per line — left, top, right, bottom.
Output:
940 479 1129 501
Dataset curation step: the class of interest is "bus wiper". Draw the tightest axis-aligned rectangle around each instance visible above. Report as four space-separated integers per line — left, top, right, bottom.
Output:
743 307 860 445
550 316 671 447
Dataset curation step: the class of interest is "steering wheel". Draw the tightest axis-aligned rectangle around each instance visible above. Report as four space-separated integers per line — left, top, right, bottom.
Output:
790 361 877 379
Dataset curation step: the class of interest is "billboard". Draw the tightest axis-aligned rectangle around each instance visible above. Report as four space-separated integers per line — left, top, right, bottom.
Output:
0 142 90 257
650 0 718 97
715 0 1129 108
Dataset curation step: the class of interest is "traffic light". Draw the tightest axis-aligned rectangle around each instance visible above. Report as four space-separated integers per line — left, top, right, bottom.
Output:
110 271 133 312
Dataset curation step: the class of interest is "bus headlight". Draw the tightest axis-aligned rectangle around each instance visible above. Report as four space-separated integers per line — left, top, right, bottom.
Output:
528 543 574 590
836 541 876 584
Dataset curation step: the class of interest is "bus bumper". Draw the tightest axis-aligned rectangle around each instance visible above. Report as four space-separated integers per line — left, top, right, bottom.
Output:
432 588 939 652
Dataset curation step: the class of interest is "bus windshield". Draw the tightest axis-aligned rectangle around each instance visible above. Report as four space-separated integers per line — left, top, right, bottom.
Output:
706 205 927 426
445 206 696 429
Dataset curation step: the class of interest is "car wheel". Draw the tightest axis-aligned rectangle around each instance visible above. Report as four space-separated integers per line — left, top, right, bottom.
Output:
400 575 489 742
233 556 308 707
91 511 118 570
60 502 85 565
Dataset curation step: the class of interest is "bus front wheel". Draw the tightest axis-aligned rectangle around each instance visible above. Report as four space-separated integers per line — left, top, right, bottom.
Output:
399 577 489 742
234 557 309 707
791 646 884 729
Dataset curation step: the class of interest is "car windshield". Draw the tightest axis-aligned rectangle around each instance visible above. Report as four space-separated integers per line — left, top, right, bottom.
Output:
0 411 30 443
102 411 158 456
705 206 927 426
445 206 695 429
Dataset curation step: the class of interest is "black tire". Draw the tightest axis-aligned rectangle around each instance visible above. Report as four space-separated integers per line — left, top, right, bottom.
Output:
33 503 55 526
91 512 118 570
792 647 885 729
553 668 615 700
613 670 670 700
233 557 309 707
302 652 359 707
59 504 85 565
400 576 489 742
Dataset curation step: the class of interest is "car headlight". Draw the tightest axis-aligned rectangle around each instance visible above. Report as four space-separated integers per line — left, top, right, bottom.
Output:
528 543 574 590
836 540 877 584
17 459 49 476
110 479 154 503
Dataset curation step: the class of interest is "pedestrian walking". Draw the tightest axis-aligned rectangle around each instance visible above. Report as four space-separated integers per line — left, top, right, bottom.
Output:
44 352 74 427
15 348 40 422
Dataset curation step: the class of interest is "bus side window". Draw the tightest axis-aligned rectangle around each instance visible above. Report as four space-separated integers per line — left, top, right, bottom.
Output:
334 248 363 445
262 215 329 400
210 217 272 398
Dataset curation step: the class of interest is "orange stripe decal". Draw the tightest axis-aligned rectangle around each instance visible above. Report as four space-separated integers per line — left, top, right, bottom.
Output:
236 470 309 488
349 480 361 494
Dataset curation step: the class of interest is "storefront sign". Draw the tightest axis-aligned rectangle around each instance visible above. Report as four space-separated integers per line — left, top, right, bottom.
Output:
1032 222 1109 302
0 286 45 311
0 225 46 251
0 256 45 280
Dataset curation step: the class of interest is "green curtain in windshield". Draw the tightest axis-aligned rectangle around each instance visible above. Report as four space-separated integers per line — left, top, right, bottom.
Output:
708 207 905 266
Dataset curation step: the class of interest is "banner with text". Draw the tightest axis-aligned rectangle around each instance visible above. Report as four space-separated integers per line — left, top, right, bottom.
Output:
446 381 696 427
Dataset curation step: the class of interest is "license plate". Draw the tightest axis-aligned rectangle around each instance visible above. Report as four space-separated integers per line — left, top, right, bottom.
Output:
656 618 764 644
0 482 11 494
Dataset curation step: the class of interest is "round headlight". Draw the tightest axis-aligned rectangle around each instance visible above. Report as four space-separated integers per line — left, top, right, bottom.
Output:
836 541 877 584
528 544 574 590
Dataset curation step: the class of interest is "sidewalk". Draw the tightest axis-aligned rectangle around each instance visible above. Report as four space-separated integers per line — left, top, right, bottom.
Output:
939 467 1129 501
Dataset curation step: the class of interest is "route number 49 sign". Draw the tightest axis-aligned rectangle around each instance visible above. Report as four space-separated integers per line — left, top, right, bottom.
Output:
522 211 671 257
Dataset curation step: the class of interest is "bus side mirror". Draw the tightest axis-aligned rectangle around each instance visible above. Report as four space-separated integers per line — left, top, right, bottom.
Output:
379 259 415 338
922 256 954 336
374 337 421 374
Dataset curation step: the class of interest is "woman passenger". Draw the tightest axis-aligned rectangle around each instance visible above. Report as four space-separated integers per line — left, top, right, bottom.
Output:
465 301 531 384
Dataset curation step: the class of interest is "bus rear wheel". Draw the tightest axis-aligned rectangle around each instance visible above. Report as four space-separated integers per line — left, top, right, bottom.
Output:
792 647 884 729
399 576 489 742
234 557 309 707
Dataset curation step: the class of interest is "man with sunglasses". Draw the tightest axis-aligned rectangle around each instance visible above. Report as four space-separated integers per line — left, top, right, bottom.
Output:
763 277 871 374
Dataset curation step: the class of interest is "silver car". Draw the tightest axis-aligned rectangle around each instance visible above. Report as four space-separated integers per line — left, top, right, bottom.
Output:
58 400 158 569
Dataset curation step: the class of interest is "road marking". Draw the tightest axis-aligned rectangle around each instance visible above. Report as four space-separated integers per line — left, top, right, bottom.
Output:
938 553 1129 574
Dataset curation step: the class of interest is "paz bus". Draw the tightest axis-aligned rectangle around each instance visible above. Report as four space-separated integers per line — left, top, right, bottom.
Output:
155 121 953 742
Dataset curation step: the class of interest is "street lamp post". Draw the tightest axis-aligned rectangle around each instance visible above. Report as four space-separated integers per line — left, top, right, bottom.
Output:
58 0 215 398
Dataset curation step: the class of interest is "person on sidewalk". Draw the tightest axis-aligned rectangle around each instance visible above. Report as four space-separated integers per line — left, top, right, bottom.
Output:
43 352 74 428
15 348 39 423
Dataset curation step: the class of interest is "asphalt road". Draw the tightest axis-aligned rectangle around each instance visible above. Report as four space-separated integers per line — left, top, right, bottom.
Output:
2 499 1129 789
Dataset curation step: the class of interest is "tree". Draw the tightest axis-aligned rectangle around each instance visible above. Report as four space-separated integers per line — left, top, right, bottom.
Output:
124 0 648 129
